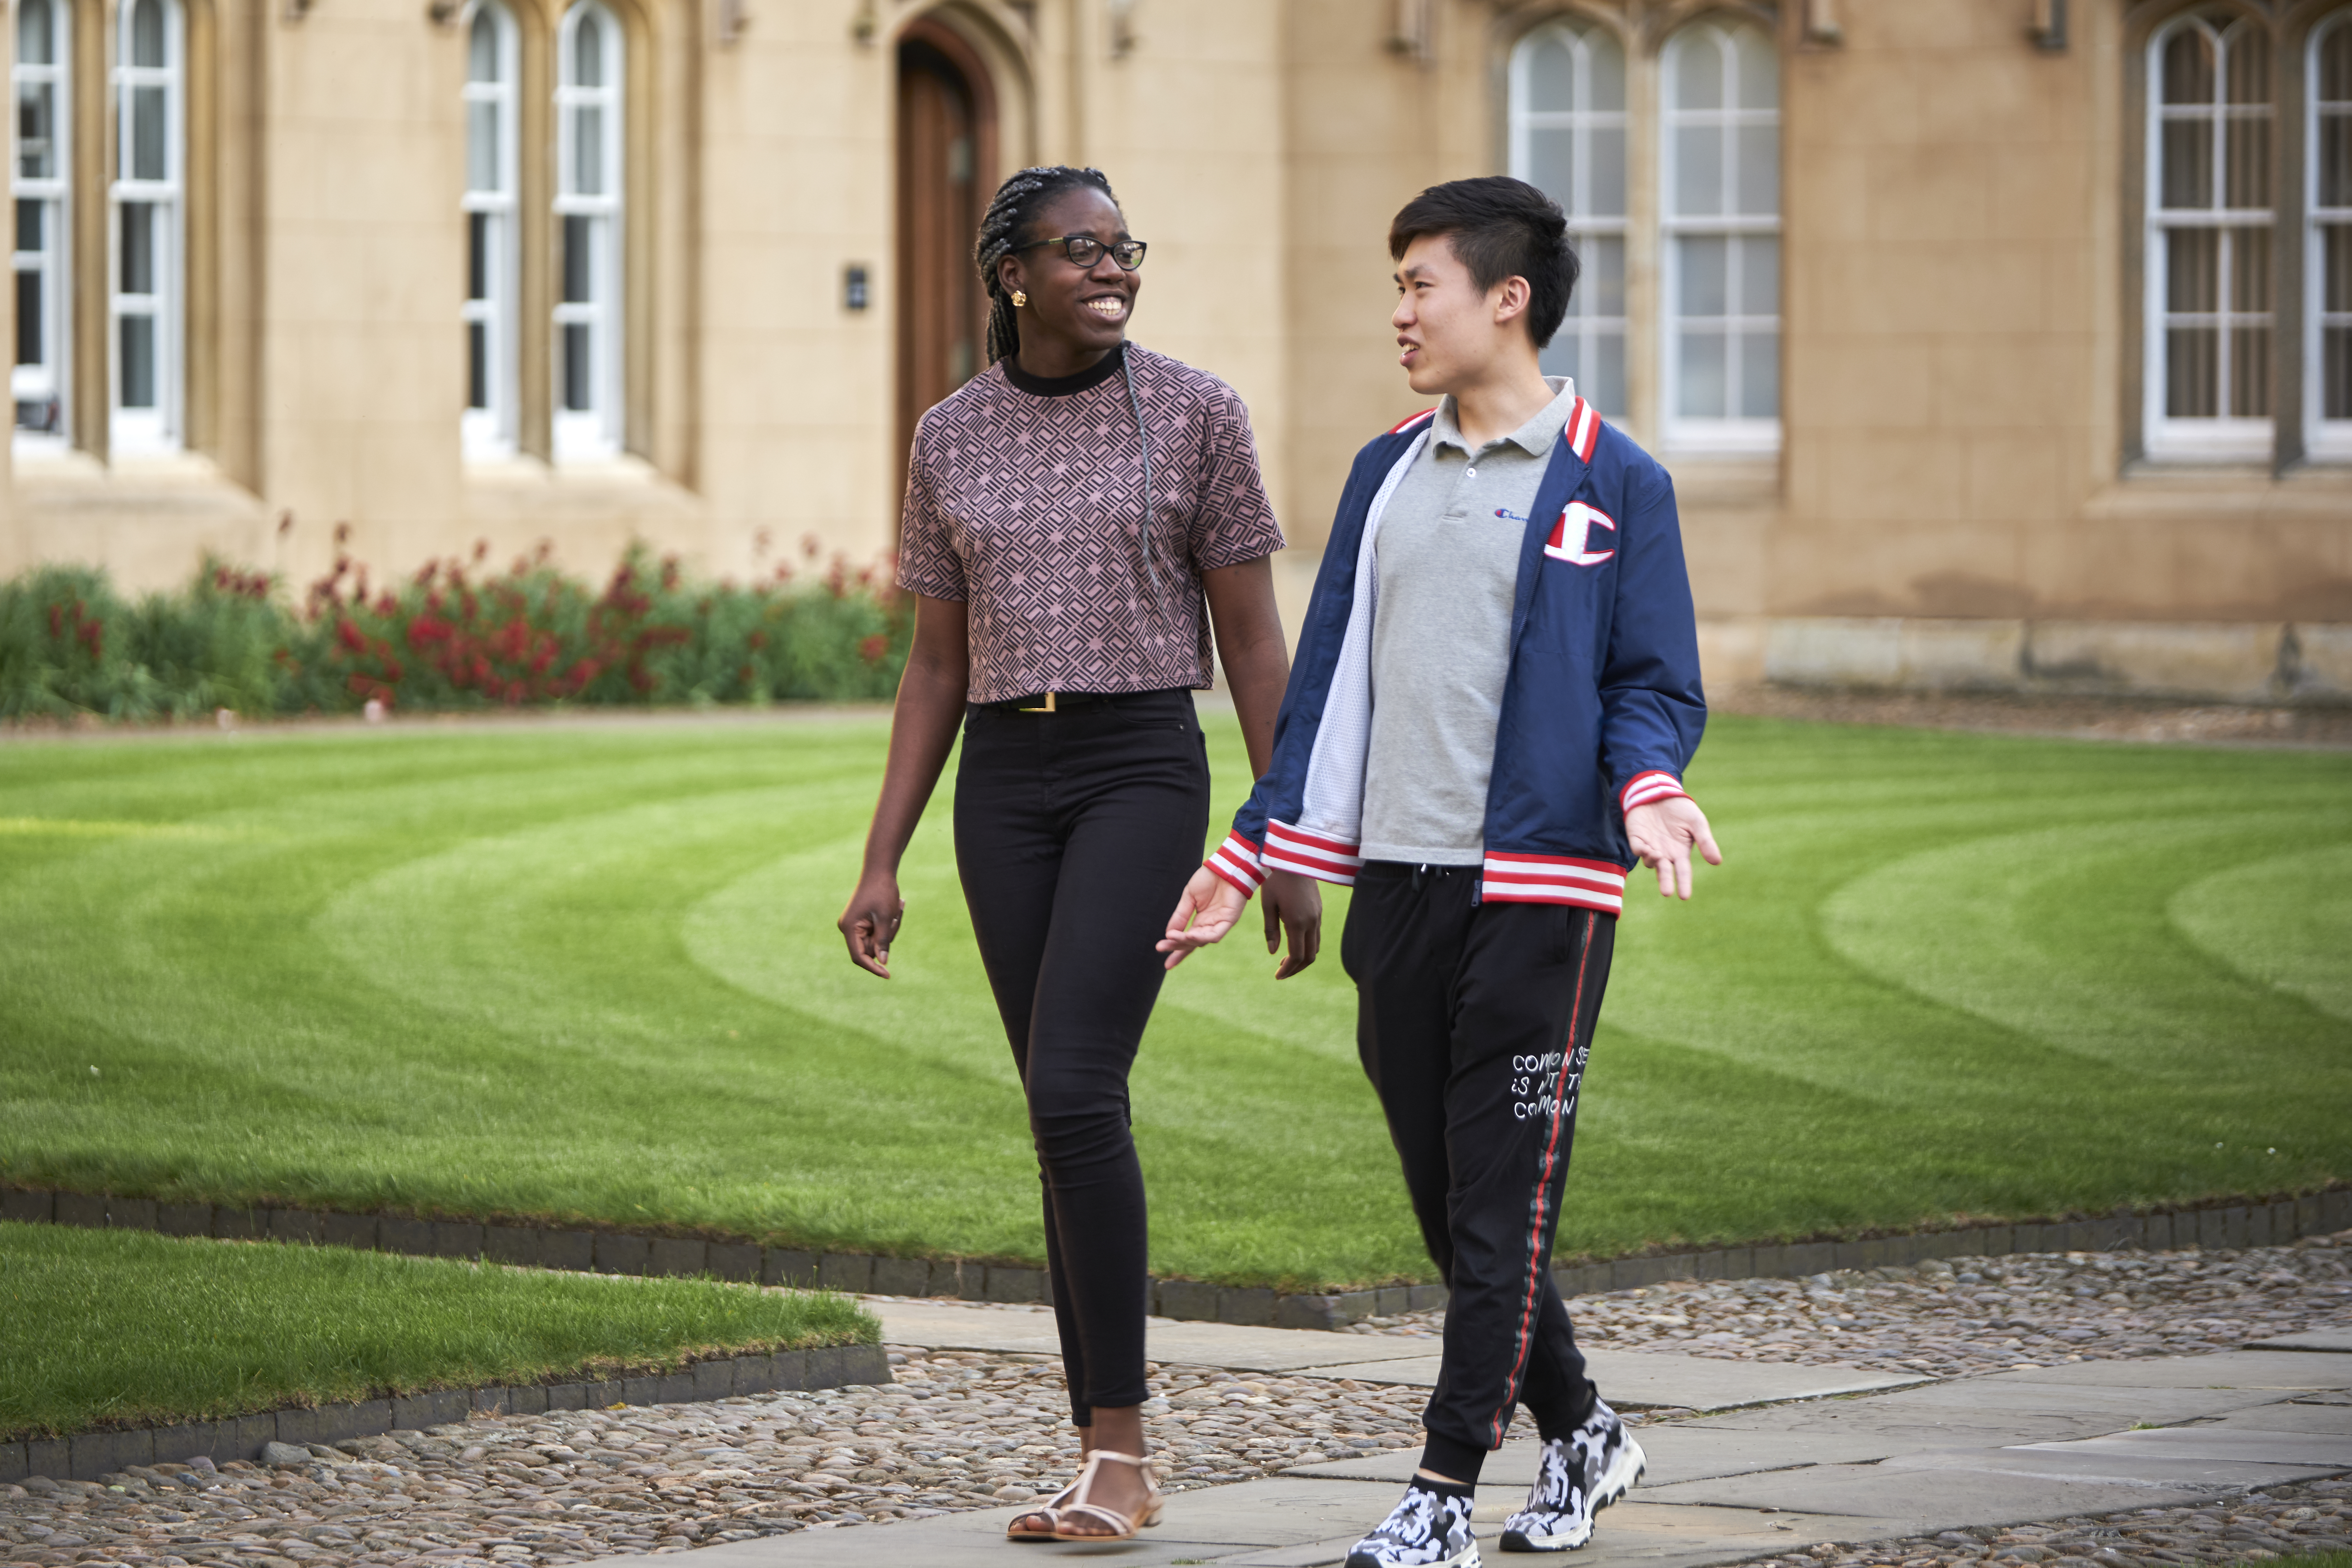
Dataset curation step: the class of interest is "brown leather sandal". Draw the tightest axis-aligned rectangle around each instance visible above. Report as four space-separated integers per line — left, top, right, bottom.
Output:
1048 1451 1163 1542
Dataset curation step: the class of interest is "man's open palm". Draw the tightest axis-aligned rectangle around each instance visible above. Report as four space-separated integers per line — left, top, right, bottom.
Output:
1626 795 1722 900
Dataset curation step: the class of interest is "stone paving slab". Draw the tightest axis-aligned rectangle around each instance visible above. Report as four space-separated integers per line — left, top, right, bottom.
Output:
585 1478 1406 1566
1632 1456 2264 1529
585 1478 1895 1568
1288 1424 1898 1489
2212 1400 2352 1432
2012 1424 2352 1467
2249 1328 2352 1353
1295 1351 1924 1411
872 1301 1440 1369
1204 1499 1897 1568
1666 1377 2277 1444
1993 1349 2352 1389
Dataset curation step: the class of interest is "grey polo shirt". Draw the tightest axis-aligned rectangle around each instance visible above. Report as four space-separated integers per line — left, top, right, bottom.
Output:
1359 377 1578 866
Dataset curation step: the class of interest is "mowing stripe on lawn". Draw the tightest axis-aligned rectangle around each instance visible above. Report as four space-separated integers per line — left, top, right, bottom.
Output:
0 715 2345 1290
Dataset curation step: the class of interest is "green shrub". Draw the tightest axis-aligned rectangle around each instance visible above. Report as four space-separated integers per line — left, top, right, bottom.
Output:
0 542 911 721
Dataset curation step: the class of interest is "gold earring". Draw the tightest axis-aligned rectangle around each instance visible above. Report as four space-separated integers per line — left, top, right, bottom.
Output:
1012 290 1028 308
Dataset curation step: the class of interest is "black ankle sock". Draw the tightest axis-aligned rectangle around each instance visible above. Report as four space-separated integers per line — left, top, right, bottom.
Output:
1409 1472 1475 1503
1417 1433 1487 1489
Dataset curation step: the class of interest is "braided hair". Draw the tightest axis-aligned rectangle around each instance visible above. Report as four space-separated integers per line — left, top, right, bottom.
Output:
974 164 1118 364
970 164 1160 597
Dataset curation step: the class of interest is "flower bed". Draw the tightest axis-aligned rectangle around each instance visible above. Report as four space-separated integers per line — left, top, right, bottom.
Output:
0 539 911 722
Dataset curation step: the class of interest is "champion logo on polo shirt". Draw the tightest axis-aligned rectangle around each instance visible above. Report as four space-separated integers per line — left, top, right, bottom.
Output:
1544 501 1617 567
1492 507 1532 523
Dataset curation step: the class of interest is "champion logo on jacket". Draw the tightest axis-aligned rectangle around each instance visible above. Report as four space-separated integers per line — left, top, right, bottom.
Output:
1204 386 1705 913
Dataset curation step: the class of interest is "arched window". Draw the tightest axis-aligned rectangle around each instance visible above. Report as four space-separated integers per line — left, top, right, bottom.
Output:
2310 11 2352 458
2145 9 2274 458
1510 19 1627 416
112 0 183 453
463 1 519 457
554 0 622 460
12 0 70 444
1660 16 1779 451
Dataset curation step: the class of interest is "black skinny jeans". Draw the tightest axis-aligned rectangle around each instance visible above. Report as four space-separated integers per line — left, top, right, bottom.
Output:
953 688 1211 1426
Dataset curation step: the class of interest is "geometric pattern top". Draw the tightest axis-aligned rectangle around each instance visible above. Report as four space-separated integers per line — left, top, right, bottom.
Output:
897 345 1286 704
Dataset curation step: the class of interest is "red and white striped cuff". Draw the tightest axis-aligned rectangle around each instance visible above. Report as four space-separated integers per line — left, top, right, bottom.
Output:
1620 770 1691 815
1204 833 1266 896
1264 820 1365 887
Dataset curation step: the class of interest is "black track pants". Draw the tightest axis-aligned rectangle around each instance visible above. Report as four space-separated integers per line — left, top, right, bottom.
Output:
1342 861 1616 1454
952 689 1211 1426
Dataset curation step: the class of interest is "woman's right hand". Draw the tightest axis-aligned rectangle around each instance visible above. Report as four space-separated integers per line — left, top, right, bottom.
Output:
839 871 905 978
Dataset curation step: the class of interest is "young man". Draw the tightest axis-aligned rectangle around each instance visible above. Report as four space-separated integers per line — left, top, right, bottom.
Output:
1160 177 1720 1564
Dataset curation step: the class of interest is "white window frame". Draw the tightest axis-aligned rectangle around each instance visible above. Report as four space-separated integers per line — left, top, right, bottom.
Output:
2143 10 2275 463
2307 10 2352 461
553 0 622 462
1509 18 1628 418
1659 18 1781 455
463 0 519 459
12 0 71 449
110 0 183 455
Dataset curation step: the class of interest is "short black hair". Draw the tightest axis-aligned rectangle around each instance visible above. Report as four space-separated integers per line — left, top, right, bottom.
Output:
1388 176 1579 349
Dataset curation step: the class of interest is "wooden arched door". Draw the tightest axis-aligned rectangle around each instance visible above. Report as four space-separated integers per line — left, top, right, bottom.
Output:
895 21 997 483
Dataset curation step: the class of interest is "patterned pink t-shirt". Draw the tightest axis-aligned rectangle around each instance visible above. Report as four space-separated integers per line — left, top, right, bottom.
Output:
896 344 1286 704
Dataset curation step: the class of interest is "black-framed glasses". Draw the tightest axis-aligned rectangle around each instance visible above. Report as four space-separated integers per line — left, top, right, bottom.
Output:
1015 234 1148 271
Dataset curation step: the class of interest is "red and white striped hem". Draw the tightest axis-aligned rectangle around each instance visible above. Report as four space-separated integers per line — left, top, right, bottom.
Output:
1265 820 1363 886
1204 833 1265 896
1478 853 1626 914
1619 770 1690 814
1388 407 1438 435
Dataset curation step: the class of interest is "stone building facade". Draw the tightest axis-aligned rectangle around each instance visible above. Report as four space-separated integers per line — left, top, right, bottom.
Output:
4 0 2348 702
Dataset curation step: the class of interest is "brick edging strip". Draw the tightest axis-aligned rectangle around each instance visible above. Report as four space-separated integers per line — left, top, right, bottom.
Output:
0 1342 889 1488
5 1183 2347 1334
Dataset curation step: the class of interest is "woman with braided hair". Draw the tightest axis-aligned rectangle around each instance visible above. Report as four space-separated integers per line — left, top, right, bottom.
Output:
837 165 1322 1542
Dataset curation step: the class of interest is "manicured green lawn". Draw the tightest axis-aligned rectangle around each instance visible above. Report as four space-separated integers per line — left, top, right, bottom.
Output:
0 1220 875 1439
0 711 2345 1291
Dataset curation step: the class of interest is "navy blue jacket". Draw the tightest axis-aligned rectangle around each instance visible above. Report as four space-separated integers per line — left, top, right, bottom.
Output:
1205 395 1705 914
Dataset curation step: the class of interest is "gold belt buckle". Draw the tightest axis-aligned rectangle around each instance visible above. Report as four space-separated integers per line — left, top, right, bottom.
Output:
1019 691 1058 713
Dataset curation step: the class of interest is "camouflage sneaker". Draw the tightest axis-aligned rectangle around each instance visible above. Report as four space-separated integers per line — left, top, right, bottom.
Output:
1499 1398 1646 1551
1343 1480 1482 1568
